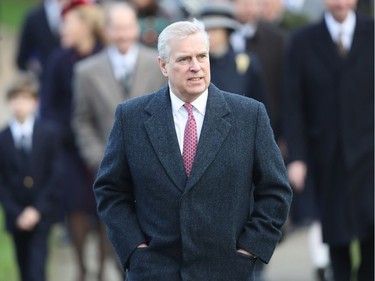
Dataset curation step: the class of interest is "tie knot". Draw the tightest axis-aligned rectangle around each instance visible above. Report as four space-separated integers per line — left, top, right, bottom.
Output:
184 103 194 115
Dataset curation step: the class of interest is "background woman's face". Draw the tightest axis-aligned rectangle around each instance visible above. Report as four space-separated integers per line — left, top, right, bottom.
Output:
60 10 90 48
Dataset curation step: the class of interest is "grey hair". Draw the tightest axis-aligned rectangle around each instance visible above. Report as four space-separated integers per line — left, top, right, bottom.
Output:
103 1 137 27
157 18 210 61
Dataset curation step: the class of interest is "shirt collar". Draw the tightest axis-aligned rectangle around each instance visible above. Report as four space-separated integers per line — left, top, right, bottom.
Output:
170 87 208 117
9 115 35 140
325 10 356 41
107 44 139 77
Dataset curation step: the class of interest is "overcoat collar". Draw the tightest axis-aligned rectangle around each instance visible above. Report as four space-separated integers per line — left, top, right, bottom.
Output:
144 84 232 193
313 13 366 66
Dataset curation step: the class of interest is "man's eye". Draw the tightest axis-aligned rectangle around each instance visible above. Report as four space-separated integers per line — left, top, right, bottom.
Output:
198 54 207 61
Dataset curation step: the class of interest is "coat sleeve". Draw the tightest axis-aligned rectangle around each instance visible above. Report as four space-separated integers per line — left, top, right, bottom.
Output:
281 33 308 163
237 103 292 263
72 65 106 172
93 104 146 270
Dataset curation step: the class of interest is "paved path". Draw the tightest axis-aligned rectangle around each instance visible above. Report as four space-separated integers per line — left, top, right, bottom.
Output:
46 226 316 281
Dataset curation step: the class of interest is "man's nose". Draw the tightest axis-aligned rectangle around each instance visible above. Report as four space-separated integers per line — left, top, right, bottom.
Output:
189 57 201 71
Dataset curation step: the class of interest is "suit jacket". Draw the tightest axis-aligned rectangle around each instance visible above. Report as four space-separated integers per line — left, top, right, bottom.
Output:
72 45 166 172
0 120 62 232
94 84 292 281
16 4 60 72
282 14 374 245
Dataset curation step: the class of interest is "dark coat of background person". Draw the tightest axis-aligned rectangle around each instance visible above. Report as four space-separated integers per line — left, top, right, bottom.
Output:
16 3 60 74
244 22 285 138
40 46 102 213
282 14 374 246
0 120 62 281
94 84 292 281
210 47 268 107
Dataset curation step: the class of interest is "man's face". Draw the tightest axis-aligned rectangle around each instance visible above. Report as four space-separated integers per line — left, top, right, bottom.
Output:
158 32 210 103
234 0 262 24
8 93 38 123
107 7 140 54
324 0 357 22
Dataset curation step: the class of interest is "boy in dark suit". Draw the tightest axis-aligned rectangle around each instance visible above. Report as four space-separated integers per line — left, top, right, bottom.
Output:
0 72 62 281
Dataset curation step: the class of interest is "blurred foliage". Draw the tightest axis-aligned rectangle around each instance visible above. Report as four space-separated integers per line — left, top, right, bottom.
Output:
0 207 18 281
0 0 39 29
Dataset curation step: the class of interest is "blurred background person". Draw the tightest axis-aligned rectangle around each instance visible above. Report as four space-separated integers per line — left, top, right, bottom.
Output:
282 0 374 280
260 0 309 33
16 0 66 79
0 72 62 281
72 1 166 209
284 0 325 22
230 0 285 148
197 2 268 106
39 1 108 281
128 0 175 48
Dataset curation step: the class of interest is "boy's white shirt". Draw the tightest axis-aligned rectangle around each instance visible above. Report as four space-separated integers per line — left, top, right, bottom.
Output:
9 115 35 151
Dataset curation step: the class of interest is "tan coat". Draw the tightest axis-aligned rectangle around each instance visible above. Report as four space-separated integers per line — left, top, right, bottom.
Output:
72 45 166 172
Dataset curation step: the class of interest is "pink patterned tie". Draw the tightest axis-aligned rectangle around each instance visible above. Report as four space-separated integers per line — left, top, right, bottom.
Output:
182 103 198 177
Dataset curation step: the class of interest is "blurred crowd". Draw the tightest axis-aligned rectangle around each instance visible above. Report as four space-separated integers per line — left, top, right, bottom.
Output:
0 0 373 281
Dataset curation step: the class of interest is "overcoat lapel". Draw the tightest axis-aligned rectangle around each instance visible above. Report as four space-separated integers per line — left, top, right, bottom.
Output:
3 128 25 168
185 85 231 192
131 46 149 99
313 15 366 69
312 20 342 68
144 85 232 193
346 16 366 64
144 87 186 192
29 122 41 166
99 53 125 102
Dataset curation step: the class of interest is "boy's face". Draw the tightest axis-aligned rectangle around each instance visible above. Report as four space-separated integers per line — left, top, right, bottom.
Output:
8 92 38 122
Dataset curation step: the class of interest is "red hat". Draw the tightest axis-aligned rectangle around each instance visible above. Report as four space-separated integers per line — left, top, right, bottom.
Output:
62 0 93 16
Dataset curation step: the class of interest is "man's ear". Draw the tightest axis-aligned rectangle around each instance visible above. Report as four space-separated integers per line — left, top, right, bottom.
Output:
157 56 168 77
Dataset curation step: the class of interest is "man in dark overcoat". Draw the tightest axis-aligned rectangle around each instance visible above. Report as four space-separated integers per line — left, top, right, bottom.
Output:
283 0 374 280
94 19 292 281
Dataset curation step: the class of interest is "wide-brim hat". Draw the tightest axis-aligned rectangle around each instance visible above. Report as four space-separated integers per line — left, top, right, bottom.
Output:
197 2 240 32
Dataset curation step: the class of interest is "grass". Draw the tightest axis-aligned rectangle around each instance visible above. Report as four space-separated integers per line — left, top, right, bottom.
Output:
0 206 60 281
0 0 39 29
0 207 18 281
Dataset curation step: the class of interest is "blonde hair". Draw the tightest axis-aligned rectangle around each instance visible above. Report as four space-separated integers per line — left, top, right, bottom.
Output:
74 4 107 46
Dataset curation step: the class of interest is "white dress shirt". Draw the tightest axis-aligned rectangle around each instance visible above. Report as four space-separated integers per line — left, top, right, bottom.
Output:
325 10 356 52
9 116 35 151
230 23 257 53
107 44 139 81
170 88 208 154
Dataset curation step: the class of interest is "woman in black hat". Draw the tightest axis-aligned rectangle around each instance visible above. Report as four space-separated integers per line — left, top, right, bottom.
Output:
198 2 269 109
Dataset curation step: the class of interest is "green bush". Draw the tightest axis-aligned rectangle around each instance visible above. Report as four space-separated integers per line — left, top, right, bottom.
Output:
0 0 39 29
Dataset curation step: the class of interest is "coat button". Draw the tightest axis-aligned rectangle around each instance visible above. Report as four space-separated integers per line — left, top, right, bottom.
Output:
23 176 34 188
